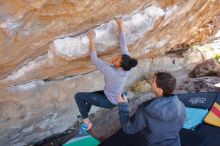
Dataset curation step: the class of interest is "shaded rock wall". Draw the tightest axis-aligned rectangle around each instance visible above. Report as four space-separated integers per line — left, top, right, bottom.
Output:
189 59 220 78
0 0 220 146
0 57 153 146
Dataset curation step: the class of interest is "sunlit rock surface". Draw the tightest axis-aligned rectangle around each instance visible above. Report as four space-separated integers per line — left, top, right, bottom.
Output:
0 0 220 145
0 1 219 88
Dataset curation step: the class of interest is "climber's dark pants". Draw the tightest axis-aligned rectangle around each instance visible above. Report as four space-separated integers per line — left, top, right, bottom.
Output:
74 90 115 119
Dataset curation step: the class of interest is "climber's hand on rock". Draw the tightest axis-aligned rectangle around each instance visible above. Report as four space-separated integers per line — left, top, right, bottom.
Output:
87 30 96 41
87 30 96 52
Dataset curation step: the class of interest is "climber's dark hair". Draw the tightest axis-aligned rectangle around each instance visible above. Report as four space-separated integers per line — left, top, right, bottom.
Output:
120 54 138 71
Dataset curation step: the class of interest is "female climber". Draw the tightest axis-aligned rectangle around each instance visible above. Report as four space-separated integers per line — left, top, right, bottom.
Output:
74 18 138 130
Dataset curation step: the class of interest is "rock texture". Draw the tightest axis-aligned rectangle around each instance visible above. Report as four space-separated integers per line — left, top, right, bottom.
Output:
0 0 220 88
0 58 153 146
0 0 220 146
177 76 220 92
189 59 220 78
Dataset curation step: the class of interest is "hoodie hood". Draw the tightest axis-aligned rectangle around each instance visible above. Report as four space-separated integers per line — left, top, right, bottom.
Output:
145 95 184 122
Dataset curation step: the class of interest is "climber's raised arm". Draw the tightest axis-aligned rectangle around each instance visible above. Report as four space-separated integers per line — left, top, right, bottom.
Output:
87 30 110 73
116 18 130 55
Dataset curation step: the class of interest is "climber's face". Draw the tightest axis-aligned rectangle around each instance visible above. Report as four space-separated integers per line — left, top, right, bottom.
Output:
112 54 122 68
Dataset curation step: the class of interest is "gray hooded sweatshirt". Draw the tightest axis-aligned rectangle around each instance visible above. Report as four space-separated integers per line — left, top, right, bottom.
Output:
118 95 186 146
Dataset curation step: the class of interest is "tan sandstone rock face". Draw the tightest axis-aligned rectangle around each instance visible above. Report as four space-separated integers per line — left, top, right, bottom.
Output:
0 0 219 88
0 0 220 146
